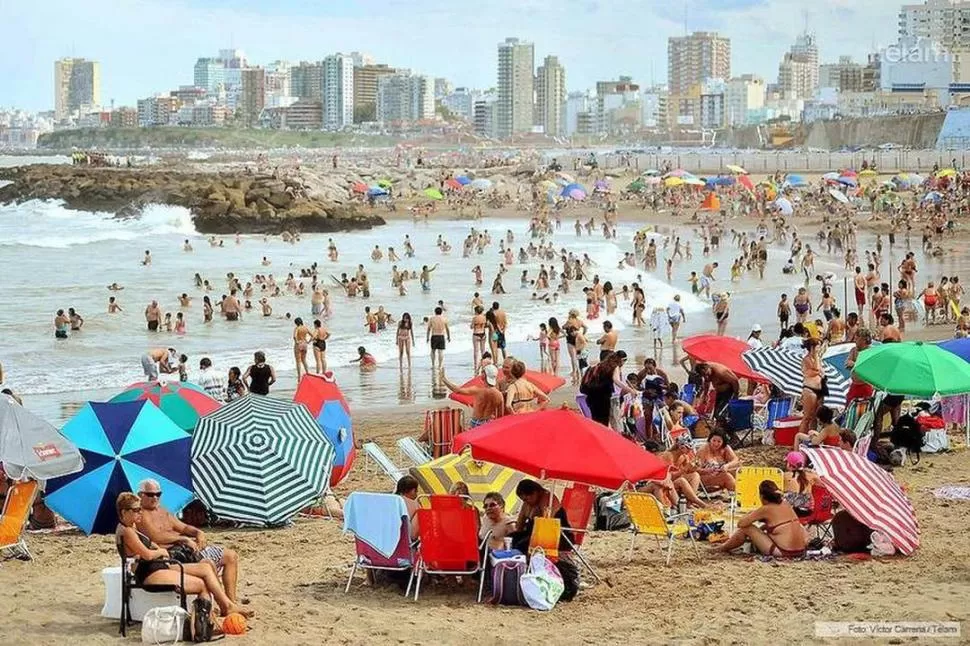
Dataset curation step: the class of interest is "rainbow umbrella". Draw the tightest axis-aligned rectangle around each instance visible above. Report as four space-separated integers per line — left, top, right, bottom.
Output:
110 381 221 433
423 187 444 200
293 373 355 487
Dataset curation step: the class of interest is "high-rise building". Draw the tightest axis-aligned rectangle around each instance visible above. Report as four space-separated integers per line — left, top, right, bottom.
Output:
778 33 819 99
595 76 639 135
725 75 765 126
440 87 481 121
640 85 668 129
323 54 354 130
473 91 498 138
263 62 292 109
667 32 731 96
434 78 453 99
496 37 535 138
565 91 593 136
290 62 324 101
536 55 566 137
240 68 266 127
137 95 179 127
819 56 862 89
194 58 226 94
54 58 101 120
899 0 970 52
354 64 397 123
376 71 435 124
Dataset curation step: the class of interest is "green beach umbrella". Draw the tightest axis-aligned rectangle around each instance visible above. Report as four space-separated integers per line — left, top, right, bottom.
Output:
377 179 393 188
627 179 646 193
423 187 444 200
110 381 222 432
852 341 970 397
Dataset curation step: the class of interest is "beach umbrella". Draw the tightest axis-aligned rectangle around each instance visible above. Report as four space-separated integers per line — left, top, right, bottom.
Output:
293 373 355 487
664 168 691 178
738 175 755 192
705 176 735 187
45 401 193 535
445 178 462 191
0 397 83 481
469 178 493 191
841 169 858 177
828 188 850 204
423 187 444 200
774 196 794 215
784 174 808 187
409 452 524 509
367 186 389 197
449 370 566 408
593 179 610 192
643 176 662 186
802 447 919 555
921 191 943 204
699 192 721 211
351 181 368 194
377 179 393 189
742 347 849 409
725 164 747 175
110 381 221 433
822 171 840 181
853 341 970 397
538 179 558 192
453 409 668 490
192 395 335 526
681 335 769 383
936 168 957 178
937 337 970 363
683 177 707 187
837 176 857 187
455 175 471 186
822 342 868 380
859 169 878 178
664 176 685 187
626 178 646 193
642 169 661 176
566 187 587 200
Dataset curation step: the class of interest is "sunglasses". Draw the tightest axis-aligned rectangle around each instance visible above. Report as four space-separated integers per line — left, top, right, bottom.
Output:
484 502 501 509
139 491 162 498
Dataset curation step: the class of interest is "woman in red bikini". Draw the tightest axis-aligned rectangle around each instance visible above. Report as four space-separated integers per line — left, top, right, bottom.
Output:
714 480 808 558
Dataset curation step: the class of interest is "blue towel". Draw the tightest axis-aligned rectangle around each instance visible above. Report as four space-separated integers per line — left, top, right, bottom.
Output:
343 492 409 558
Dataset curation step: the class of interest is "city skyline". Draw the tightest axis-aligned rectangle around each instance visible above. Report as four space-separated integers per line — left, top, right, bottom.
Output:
1 0 901 111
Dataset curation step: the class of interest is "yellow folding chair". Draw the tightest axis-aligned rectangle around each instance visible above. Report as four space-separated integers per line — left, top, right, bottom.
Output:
622 492 697 566
528 516 561 561
731 466 784 528
0 480 39 561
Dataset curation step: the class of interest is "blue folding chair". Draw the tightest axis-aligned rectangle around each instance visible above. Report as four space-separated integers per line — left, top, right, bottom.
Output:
765 398 793 430
680 383 697 405
724 399 755 447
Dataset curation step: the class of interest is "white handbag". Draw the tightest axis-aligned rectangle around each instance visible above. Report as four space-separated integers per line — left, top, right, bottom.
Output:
141 606 189 644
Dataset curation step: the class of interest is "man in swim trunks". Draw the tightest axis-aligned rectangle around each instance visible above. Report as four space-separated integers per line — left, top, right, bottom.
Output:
491 302 508 362
596 320 618 361
144 301 161 332
426 307 450 375
853 266 866 316
222 290 242 321
141 347 177 381
440 364 503 427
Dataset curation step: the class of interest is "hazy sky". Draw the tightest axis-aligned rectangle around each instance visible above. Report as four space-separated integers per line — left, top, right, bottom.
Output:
2 0 900 111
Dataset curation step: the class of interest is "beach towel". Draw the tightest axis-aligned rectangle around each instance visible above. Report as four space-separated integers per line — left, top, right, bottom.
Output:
940 395 967 427
932 486 970 501
343 492 409 558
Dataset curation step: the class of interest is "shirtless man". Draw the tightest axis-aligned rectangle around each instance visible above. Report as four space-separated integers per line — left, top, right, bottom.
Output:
596 320 618 361
440 365 504 428
144 301 162 332
491 302 508 363
141 347 177 381
696 361 740 423
426 307 451 374
700 262 718 300
853 266 867 317
108 297 123 313
222 290 242 321
135 479 247 608
142 250 152 266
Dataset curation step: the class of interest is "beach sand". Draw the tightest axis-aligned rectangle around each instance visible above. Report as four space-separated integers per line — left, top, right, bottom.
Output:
3 402 970 646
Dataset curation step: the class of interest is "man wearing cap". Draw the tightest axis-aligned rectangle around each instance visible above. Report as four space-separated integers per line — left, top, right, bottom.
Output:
747 324 765 349
440 365 504 428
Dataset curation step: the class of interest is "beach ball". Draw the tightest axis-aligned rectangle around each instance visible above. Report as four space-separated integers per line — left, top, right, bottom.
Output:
222 613 247 635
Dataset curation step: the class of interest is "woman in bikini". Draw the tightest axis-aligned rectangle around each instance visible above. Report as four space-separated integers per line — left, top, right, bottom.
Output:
505 360 549 414
696 430 740 492
311 319 330 374
797 337 825 442
782 451 817 517
470 306 487 372
714 480 808 558
547 317 561 376
292 317 312 380
713 293 730 336
202 296 213 324
396 312 415 369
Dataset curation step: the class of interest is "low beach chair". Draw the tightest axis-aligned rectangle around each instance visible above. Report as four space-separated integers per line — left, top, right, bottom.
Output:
724 399 755 447
116 535 186 637
362 442 407 484
528 516 562 561
559 485 607 586
800 484 835 542
622 492 697 566
0 480 39 561
396 437 432 466
343 492 417 596
411 503 487 602
731 466 784 527
422 408 464 458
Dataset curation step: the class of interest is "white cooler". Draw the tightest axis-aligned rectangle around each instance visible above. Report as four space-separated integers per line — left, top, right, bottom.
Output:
100 566 196 621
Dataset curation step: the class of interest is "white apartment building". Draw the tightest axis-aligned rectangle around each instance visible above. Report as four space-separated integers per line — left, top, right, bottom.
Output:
323 54 355 130
725 75 765 126
536 55 566 136
496 38 535 138
376 71 434 123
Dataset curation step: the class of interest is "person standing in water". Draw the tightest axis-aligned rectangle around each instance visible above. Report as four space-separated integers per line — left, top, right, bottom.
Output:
312 319 330 374
427 307 451 378
292 317 312 380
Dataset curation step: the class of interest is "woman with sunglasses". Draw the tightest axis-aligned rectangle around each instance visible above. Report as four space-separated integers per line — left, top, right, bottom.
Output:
115 492 253 618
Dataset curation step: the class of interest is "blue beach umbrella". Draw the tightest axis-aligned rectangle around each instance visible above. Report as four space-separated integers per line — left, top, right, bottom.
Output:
705 176 735 187
938 337 970 362
785 174 808 187
455 175 471 185
45 401 193 535
922 191 943 204
367 186 388 197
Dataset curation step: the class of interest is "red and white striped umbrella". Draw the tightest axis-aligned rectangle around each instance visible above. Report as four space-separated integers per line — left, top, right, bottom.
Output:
803 447 919 555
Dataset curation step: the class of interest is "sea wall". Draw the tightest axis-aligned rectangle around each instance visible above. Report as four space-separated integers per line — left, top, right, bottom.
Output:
803 113 946 150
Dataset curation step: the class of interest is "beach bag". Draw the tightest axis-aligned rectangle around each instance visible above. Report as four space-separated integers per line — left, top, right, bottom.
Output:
520 549 564 611
489 554 527 606
141 606 189 644
594 492 630 531
189 597 216 643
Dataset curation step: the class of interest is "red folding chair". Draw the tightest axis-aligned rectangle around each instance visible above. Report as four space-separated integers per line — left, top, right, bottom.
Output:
428 494 465 511
800 484 835 542
411 505 486 601
558 484 607 586
423 408 464 458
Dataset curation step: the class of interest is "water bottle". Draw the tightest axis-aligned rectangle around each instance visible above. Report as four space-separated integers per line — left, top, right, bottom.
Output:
677 497 687 515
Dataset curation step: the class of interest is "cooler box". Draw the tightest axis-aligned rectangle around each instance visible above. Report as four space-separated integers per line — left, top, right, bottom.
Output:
772 416 803 446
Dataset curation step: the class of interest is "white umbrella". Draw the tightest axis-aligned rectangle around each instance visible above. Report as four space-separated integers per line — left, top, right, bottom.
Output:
774 197 794 215
0 397 83 481
469 178 493 191
828 188 850 204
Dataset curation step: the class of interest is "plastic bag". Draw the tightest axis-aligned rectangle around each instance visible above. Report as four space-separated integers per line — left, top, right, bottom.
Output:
142 606 189 644
520 549 564 611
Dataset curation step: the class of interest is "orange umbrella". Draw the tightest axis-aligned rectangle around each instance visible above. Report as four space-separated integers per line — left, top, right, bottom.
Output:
699 192 721 211
449 371 566 407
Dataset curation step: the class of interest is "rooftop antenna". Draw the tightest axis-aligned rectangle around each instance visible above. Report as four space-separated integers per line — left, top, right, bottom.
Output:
684 2 689 36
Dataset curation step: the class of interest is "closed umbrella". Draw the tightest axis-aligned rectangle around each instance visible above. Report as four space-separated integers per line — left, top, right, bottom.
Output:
423 188 444 200
742 347 850 409
45 401 193 535
110 381 221 433
192 395 335 526
802 448 919 555
293 373 356 487
0 397 83 481
853 341 970 397
453 409 668 489
410 452 524 509
448 371 565 407
681 335 769 383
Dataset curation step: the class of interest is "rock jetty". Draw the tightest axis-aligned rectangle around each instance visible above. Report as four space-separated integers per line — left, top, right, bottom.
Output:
0 165 385 234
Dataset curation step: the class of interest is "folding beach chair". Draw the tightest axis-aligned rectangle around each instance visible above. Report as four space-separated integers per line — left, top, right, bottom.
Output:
853 433 872 458
560 484 606 586
800 484 835 543
423 408 464 458
622 492 697 566
680 383 697 405
344 493 417 596
724 399 755 447
731 466 784 528
116 535 186 637
528 516 562 561
0 480 39 561
839 398 871 432
411 503 487 602
397 437 432 466
362 442 407 484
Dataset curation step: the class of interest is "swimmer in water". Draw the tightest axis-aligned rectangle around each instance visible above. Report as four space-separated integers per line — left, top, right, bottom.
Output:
107 283 124 291
142 250 152 266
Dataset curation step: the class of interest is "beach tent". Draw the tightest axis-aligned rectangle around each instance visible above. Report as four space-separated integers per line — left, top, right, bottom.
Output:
774 197 794 215
681 335 769 383
192 395 334 526
742 347 849 409
453 409 667 490
469 178 493 191
0 397 83 481
110 381 221 433
449 371 565 408
293 373 355 487
699 192 721 211
45 401 193 535
802 448 919 555
409 452 524 509
828 188 850 204
853 341 970 397
423 188 444 200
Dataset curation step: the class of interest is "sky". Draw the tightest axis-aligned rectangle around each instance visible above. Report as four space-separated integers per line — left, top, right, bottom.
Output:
0 0 902 111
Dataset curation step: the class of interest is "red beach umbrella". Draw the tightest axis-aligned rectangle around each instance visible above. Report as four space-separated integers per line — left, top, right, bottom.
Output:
351 181 368 194
293 373 355 487
681 335 769 383
445 177 462 190
448 370 566 407
453 409 668 489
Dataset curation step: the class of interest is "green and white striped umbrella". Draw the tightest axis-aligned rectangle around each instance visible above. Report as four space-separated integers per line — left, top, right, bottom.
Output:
191 395 335 526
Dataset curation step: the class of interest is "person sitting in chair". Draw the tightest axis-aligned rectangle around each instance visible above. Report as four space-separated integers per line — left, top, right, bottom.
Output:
134 479 245 605
509 479 570 554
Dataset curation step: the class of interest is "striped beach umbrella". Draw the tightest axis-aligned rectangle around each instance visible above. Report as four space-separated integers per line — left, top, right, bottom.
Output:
409 452 524 509
110 381 221 432
293 373 355 487
742 346 849 409
803 447 919 555
192 395 335 526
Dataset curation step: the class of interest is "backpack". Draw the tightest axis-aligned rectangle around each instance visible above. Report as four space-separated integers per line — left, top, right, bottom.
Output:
489 554 527 606
188 597 216 643
594 492 630 531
